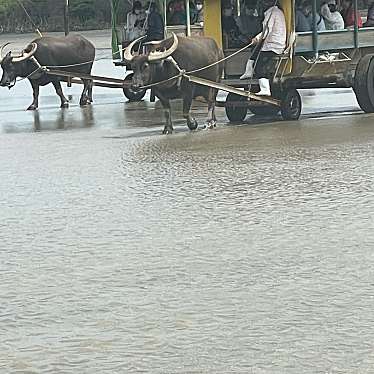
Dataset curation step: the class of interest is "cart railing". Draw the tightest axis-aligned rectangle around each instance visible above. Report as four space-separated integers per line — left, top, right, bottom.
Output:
295 28 374 53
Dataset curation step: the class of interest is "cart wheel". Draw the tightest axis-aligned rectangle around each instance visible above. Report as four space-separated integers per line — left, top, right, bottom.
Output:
280 89 302 120
123 73 146 102
249 105 280 116
353 54 374 113
225 93 248 122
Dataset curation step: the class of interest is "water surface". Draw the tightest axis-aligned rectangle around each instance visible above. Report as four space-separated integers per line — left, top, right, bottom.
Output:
0 31 374 374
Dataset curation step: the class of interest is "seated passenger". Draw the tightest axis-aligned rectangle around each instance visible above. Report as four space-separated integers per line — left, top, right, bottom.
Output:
302 1 326 31
240 0 286 96
126 1 145 41
309 2 326 31
341 0 363 28
321 0 344 30
167 1 176 25
222 4 244 48
363 2 374 27
295 0 312 32
168 0 187 25
145 2 164 41
237 0 262 38
191 0 204 26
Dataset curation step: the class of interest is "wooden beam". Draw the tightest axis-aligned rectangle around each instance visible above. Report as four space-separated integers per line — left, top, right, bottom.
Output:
46 69 127 85
187 75 281 106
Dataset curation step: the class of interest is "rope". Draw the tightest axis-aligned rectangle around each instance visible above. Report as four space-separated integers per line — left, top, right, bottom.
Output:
45 61 96 68
138 0 282 90
13 41 253 89
15 66 43 82
138 1 153 53
11 0 291 98
138 41 254 90
15 0 43 37
12 37 260 90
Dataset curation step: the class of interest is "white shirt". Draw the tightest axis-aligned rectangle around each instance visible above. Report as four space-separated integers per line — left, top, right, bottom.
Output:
320 3 344 30
254 6 286 54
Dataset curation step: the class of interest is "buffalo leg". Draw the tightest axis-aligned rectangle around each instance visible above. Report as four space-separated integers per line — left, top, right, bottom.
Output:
87 80 93 103
27 81 40 111
157 92 173 134
206 88 218 129
183 93 198 131
52 81 69 108
206 101 216 129
211 88 218 122
80 79 91 106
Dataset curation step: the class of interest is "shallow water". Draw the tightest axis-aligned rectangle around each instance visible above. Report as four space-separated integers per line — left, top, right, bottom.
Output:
1 32 374 374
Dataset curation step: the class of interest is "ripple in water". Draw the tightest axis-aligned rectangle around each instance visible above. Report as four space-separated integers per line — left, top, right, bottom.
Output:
1 119 374 372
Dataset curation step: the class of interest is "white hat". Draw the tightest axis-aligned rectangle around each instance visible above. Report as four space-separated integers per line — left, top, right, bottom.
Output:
327 0 336 4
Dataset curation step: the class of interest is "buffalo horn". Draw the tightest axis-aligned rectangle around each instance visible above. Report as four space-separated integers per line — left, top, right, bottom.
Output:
11 43 38 63
123 35 146 63
147 33 178 62
0 42 11 63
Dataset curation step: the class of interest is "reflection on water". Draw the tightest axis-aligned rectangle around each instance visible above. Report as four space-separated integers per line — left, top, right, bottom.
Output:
1 113 374 373
31 106 95 132
1 41 373 373
82 105 94 127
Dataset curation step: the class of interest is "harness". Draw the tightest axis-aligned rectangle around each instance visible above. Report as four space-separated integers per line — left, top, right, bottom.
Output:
28 56 45 79
166 56 185 89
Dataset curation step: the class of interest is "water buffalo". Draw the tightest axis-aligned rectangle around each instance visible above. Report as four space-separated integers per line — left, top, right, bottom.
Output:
123 33 224 134
0 34 95 110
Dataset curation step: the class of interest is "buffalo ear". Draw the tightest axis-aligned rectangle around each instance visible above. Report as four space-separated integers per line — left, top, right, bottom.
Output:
5 51 11 58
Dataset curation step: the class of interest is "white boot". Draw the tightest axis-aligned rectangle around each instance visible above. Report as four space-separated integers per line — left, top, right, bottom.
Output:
257 78 271 96
240 59 254 80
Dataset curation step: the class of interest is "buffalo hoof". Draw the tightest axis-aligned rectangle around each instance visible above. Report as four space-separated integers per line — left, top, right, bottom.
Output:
187 119 198 131
27 105 38 111
61 102 69 109
203 121 216 130
81 96 93 105
162 127 173 135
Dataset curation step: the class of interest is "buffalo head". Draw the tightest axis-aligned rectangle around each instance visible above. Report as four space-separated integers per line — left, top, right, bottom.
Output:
123 34 179 89
0 43 37 89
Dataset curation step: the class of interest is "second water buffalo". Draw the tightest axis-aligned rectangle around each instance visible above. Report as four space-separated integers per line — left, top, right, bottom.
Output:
0 34 95 110
124 33 224 134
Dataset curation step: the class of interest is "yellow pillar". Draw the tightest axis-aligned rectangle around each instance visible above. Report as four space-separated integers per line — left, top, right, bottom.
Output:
203 0 222 48
280 0 294 36
280 0 295 74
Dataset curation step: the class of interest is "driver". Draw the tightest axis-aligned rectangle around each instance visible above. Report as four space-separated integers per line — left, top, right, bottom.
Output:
240 0 286 96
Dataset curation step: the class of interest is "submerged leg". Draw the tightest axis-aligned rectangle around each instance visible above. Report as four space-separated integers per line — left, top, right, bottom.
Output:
183 93 198 131
87 80 93 103
52 80 69 108
205 88 218 129
80 79 90 106
27 81 40 111
157 92 173 134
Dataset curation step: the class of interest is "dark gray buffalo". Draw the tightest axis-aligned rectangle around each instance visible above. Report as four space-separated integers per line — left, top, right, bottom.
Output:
0 34 95 110
124 33 224 134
